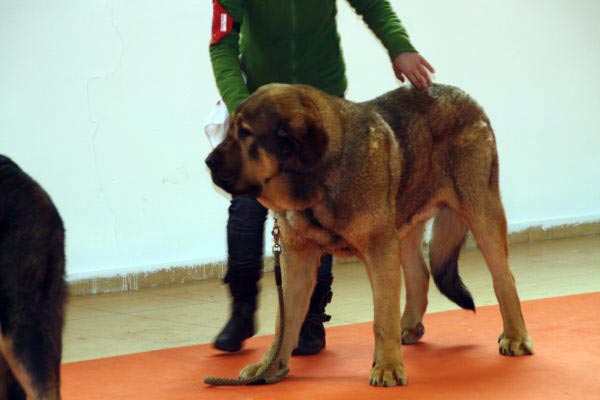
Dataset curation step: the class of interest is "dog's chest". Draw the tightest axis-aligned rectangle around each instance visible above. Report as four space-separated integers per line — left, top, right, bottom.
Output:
284 209 357 257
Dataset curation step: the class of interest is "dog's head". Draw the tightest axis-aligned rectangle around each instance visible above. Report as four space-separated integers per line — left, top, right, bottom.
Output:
206 84 330 210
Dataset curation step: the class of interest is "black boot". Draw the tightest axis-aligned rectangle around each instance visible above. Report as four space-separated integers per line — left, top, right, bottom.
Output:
292 276 333 356
213 266 261 352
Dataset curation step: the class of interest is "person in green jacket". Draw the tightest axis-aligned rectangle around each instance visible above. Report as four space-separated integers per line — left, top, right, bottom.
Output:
209 0 434 355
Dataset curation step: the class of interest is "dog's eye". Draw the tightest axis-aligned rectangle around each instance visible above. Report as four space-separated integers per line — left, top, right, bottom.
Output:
238 128 253 139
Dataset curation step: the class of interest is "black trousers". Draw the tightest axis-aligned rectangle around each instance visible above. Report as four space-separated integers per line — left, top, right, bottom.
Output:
226 195 333 281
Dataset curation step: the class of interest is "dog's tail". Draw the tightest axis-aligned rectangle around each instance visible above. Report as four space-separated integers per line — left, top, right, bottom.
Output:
429 208 475 311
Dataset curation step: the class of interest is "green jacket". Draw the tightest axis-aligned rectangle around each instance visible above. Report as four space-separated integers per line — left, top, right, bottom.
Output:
210 0 417 113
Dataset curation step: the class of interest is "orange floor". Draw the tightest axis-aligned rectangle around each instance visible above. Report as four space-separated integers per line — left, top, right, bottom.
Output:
62 292 600 400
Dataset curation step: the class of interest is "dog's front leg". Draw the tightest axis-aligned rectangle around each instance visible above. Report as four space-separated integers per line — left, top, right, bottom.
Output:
363 235 406 387
239 239 321 383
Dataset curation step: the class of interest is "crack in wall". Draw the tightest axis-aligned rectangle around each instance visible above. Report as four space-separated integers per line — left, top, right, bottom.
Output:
85 0 125 254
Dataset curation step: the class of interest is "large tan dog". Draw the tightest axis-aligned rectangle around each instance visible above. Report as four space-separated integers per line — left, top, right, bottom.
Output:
205 83 534 386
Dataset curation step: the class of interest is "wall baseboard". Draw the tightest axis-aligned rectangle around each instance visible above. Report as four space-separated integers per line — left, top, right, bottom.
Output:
68 221 600 296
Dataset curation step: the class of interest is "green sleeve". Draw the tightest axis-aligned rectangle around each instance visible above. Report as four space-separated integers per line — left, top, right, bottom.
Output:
209 0 249 114
346 0 417 60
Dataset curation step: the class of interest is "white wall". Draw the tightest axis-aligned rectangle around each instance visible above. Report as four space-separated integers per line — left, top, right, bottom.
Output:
1 0 599 280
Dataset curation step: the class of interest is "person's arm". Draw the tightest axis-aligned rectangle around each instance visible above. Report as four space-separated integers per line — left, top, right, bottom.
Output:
209 0 250 114
347 0 435 90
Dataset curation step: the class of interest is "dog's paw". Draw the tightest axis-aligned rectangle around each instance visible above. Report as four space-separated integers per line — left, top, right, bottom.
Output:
401 322 425 345
369 363 407 387
239 362 263 380
498 332 534 356
239 360 289 384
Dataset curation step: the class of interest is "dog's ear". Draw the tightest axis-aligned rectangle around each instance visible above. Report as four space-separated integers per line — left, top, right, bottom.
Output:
277 99 328 171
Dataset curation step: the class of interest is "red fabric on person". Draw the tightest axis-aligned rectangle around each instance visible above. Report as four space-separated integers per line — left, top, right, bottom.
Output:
211 0 233 45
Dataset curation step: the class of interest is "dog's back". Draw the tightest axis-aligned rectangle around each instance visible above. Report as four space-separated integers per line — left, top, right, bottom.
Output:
0 155 66 399
367 83 492 143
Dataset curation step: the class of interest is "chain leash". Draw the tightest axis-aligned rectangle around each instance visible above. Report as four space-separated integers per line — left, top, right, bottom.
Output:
203 215 288 386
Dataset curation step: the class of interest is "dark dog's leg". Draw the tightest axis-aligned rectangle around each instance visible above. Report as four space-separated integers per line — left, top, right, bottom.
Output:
0 354 7 400
0 353 25 400
399 223 428 344
0 353 26 400
464 195 533 356
3 261 66 399
1 324 62 400
1 337 38 399
2 359 26 400
7 373 26 400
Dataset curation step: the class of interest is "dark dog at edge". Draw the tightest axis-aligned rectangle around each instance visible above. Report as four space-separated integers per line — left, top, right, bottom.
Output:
0 155 66 399
206 83 534 386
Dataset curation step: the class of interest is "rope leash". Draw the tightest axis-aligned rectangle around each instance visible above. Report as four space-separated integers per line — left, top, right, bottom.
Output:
203 217 288 386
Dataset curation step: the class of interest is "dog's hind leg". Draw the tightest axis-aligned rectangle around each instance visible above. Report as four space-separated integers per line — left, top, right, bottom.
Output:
0 353 26 400
399 222 428 344
463 195 533 356
0 333 61 400
0 354 6 400
364 234 406 387
0 353 7 400
239 239 322 382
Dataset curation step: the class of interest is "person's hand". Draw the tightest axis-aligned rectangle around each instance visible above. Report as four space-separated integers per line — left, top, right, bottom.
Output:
392 52 435 90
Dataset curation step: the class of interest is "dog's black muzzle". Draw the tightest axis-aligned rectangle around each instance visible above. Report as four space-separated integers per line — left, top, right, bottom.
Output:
205 150 261 197
206 151 235 192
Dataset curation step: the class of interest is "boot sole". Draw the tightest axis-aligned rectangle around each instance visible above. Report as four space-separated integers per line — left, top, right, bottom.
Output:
291 344 325 356
213 341 243 353
213 331 255 353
